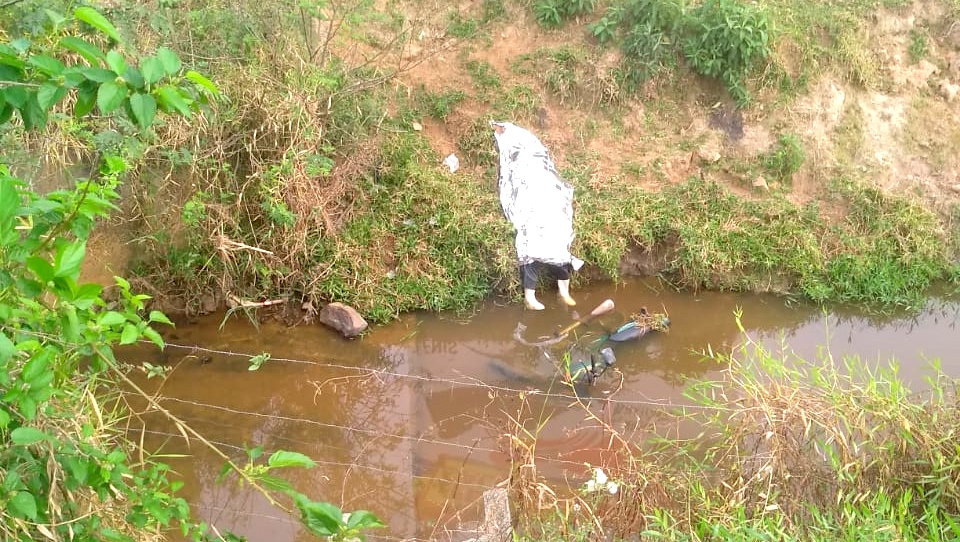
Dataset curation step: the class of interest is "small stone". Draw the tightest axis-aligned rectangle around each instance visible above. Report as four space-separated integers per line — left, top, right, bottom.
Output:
318 302 368 338
752 176 769 190
412 121 423 131
200 294 219 314
697 140 722 163
937 79 959 102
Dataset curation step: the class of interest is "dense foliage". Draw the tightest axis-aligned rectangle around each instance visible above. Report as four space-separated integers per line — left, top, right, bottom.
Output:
0 7 382 541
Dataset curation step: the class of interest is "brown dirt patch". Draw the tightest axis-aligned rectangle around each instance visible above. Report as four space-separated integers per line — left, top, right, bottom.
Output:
396 0 960 216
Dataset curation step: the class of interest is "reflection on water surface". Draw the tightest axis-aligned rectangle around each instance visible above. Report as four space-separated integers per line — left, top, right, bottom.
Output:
125 279 960 541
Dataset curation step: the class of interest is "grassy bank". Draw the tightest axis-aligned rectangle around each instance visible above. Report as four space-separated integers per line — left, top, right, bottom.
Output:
507 319 960 541
3 0 959 323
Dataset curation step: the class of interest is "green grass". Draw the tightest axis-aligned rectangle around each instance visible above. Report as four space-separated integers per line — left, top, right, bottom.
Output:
573 175 952 310
40 0 960 322
512 327 960 541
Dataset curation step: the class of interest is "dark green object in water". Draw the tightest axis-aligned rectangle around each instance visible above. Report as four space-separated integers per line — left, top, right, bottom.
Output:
594 307 671 346
565 307 671 386
565 347 616 385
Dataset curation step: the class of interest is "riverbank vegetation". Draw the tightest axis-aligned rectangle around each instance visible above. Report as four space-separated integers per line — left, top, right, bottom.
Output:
0 8 381 541
4 0 959 324
3 0 960 538
508 319 960 541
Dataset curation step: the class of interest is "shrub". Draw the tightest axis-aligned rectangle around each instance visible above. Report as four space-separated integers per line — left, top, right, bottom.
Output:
532 0 596 28
681 0 771 105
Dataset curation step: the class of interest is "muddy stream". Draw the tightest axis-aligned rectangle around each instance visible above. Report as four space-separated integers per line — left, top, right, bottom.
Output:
124 278 960 542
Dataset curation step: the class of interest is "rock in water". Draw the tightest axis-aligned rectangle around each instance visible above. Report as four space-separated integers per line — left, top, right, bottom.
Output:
318 302 368 338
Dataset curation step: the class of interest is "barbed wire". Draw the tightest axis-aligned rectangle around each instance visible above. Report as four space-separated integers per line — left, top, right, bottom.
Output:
156 340 714 411
137 428 497 491
144 398 629 474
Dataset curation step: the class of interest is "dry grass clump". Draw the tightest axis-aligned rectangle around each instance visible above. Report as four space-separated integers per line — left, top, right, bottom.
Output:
505 316 960 540
690 336 960 522
503 391 677 541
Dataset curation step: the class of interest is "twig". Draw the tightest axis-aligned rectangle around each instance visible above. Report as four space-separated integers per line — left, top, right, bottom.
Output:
226 294 286 308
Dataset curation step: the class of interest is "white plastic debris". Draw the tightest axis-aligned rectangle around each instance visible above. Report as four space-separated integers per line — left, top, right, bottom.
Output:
443 153 460 173
583 467 618 495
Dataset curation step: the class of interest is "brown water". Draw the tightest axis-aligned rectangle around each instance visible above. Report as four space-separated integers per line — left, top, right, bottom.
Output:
125 278 960 542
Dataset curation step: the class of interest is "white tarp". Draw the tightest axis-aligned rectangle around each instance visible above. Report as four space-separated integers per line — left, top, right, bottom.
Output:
491 121 583 270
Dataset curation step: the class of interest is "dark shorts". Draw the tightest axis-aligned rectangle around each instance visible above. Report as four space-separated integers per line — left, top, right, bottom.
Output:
520 262 573 289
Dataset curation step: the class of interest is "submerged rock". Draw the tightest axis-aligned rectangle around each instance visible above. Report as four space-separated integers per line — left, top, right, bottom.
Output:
318 302 368 338
463 488 512 542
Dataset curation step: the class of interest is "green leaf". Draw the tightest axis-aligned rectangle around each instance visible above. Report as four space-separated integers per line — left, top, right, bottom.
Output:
122 66 145 89
296 497 343 537
16 278 42 299
148 310 174 325
21 352 49 383
98 311 127 327
73 283 103 309
114 275 131 291
74 81 98 117
80 66 117 83
120 323 139 345
9 492 38 521
268 450 316 469
0 63 21 82
156 85 191 117
11 427 53 445
0 103 11 125
74 6 122 42
140 56 164 85
0 177 18 235
62 305 80 342
0 408 9 429
54 240 86 279
257 474 294 493
141 326 164 349
0 331 14 364
18 396 38 420
27 54 66 76
59 36 106 65
216 462 232 483
3 86 27 108
105 50 127 76
37 82 68 110
97 80 126 114
60 66 87 88
128 93 156 129
156 47 181 75
0 44 26 69
345 510 384 530
185 70 219 96
20 93 47 130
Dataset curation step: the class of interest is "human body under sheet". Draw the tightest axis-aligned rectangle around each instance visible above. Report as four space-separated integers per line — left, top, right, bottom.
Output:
491 121 583 310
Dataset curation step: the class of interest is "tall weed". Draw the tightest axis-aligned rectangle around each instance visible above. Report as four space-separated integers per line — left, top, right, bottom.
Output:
509 316 960 541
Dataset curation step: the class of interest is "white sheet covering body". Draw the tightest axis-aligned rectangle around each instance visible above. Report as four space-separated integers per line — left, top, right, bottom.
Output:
492 121 583 270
